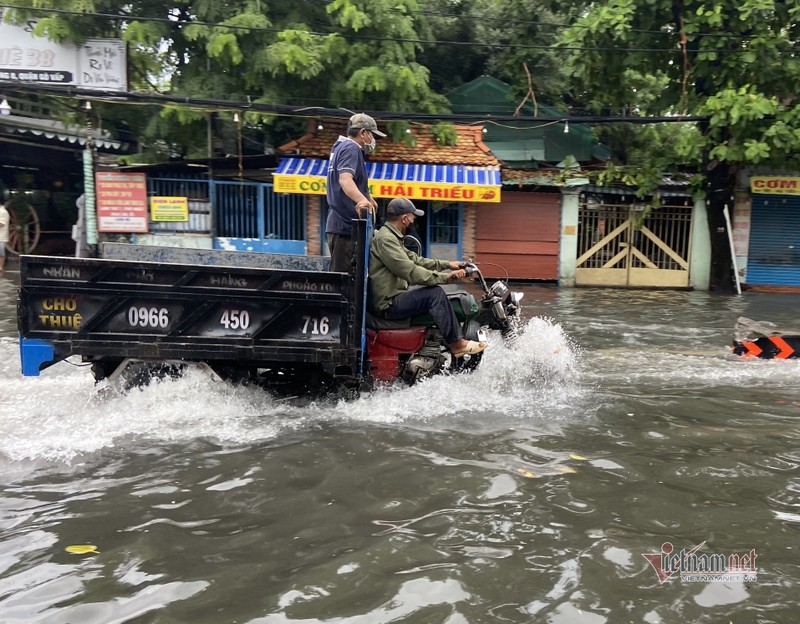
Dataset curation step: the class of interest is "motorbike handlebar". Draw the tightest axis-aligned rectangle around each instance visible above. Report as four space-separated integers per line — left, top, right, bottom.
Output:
459 262 478 277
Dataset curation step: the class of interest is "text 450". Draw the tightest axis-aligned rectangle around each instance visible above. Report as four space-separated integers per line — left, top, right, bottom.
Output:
220 309 250 330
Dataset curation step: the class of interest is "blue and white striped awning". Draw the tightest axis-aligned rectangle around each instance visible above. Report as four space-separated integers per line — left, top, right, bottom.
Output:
276 158 330 177
274 157 502 202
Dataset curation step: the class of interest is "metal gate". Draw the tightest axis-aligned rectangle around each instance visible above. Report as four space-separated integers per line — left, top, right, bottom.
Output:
476 191 560 279
576 198 693 287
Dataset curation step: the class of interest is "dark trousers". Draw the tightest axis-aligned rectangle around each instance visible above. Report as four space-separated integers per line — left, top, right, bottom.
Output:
384 286 463 345
327 233 354 273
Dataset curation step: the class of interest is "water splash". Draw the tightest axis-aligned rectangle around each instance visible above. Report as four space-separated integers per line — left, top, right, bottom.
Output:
329 316 585 427
0 337 307 463
0 317 582 463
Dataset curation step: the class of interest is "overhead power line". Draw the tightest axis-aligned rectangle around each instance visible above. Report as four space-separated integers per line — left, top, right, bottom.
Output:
0 81 712 125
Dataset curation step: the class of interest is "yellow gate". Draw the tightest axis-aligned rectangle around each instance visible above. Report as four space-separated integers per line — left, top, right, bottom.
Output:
576 199 693 287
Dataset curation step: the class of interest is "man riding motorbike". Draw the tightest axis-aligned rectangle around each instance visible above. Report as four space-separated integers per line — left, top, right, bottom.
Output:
368 197 487 359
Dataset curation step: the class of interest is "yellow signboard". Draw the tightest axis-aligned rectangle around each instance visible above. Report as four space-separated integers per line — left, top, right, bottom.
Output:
150 196 189 222
750 176 800 195
273 174 501 203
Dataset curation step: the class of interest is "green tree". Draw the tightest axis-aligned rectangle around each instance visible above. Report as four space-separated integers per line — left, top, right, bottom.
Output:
559 0 800 290
417 0 577 107
5 0 449 159
471 0 576 107
414 0 490 93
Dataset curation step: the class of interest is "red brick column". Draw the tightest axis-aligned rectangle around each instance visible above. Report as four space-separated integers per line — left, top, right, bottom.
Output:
462 202 478 261
306 195 321 255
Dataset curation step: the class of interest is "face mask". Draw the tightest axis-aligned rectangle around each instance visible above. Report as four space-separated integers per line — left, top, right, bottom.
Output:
362 132 376 154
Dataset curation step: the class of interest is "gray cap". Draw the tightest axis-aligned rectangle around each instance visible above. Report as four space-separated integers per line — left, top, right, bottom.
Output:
348 113 387 137
386 197 424 217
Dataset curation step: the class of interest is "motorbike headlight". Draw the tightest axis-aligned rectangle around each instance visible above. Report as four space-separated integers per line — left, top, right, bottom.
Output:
490 280 509 299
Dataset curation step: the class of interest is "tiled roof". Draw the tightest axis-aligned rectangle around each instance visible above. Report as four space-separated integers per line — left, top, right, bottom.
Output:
502 168 557 185
279 120 499 166
502 168 590 188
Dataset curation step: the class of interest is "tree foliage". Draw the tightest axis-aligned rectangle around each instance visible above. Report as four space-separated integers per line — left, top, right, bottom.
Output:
418 0 576 106
559 0 800 174
4 0 450 158
558 0 800 288
470 0 575 105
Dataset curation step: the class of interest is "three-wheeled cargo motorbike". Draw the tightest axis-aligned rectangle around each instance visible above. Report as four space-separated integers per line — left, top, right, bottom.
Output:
17 216 522 395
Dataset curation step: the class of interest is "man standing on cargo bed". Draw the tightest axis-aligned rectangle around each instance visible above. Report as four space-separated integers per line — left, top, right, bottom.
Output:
325 113 385 272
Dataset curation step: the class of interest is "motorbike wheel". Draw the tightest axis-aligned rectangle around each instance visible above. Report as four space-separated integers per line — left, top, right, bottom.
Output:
449 351 483 373
91 359 123 383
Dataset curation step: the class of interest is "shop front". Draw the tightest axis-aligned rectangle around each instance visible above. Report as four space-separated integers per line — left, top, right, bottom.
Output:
474 190 561 280
744 176 800 288
275 123 503 263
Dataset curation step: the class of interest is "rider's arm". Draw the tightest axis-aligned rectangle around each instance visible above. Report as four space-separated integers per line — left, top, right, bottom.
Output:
373 232 450 286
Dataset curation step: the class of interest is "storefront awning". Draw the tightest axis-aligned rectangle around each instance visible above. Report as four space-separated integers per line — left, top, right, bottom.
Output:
274 158 502 203
0 114 127 151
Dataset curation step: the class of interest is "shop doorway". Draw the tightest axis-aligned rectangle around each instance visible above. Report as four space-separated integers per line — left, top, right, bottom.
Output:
746 194 800 287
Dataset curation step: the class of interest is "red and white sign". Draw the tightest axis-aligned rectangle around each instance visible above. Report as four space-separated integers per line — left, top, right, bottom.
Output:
96 172 148 233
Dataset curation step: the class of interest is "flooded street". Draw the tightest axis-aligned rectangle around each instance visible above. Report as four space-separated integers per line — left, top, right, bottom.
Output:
1 270 798 623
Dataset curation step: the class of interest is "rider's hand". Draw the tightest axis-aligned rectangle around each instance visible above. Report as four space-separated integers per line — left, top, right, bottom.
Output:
449 269 467 280
448 260 462 270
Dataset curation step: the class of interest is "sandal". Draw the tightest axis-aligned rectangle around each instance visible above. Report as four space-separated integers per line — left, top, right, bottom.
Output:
451 340 488 358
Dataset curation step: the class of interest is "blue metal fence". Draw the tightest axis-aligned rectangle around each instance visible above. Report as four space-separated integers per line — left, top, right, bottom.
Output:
147 176 307 254
215 180 260 238
266 186 306 241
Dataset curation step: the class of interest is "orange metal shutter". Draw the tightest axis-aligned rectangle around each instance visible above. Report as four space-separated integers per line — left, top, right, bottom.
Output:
475 191 560 279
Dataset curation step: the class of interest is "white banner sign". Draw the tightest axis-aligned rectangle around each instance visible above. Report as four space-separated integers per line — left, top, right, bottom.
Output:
0 17 127 91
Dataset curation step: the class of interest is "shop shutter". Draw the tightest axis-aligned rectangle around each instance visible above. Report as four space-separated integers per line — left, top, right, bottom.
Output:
475 192 560 280
747 194 800 286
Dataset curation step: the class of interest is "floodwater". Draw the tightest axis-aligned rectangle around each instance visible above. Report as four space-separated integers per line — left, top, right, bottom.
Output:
0 268 798 623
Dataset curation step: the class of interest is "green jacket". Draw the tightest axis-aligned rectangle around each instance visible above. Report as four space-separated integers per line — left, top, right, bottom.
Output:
368 222 452 313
